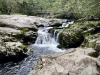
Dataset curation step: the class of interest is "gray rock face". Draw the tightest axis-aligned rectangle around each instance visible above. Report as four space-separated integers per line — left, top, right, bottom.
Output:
28 48 100 75
0 15 67 28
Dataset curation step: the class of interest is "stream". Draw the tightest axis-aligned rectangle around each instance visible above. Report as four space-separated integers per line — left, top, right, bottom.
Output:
0 26 65 75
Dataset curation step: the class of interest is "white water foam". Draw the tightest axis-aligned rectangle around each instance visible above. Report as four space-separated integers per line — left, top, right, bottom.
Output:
62 21 74 27
34 27 65 52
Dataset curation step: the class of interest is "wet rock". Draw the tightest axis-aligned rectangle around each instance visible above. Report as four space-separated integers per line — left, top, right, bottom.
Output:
21 27 37 44
0 42 28 63
59 30 84 48
23 31 37 44
0 52 27 64
28 48 100 75
57 45 63 49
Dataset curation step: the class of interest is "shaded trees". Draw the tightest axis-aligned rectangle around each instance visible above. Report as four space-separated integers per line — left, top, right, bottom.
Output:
0 0 100 20
0 0 18 14
64 0 100 20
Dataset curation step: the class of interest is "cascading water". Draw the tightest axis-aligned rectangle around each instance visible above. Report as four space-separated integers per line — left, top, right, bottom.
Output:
0 27 64 75
35 27 58 45
33 27 64 52
62 21 74 27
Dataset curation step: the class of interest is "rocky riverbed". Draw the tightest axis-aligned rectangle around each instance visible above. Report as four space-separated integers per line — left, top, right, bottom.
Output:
0 15 67 63
0 15 100 75
28 20 100 75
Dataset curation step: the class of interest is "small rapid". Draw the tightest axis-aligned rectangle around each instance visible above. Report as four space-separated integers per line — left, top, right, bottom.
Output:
34 27 64 52
35 27 58 45
0 27 65 75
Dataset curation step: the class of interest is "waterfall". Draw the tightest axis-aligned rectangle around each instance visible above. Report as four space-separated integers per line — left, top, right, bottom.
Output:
33 27 65 52
53 30 62 43
34 27 60 47
62 23 69 27
56 31 62 43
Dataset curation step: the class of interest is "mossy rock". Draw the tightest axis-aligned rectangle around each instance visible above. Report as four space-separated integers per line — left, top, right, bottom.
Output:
86 40 96 48
0 41 28 63
12 27 38 44
59 30 84 48
21 27 37 34
23 35 37 44
61 21 100 48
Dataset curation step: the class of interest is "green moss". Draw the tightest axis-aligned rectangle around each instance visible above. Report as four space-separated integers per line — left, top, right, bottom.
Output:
73 12 82 20
49 20 55 23
88 41 96 48
21 28 29 34
21 44 28 53
59 30 84 48
84 21 98 26
21 27 37 34
97 36 100 40
88 34 93 38
59 21 99 48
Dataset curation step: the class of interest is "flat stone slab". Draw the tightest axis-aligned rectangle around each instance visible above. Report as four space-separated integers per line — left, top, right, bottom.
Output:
0 15 67 28
0 27 21 34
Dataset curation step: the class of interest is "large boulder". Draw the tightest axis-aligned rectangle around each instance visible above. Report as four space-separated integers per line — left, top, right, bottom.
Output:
59 21 100 48
0 42 28 63
59 29 84 48
28 48 100 75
